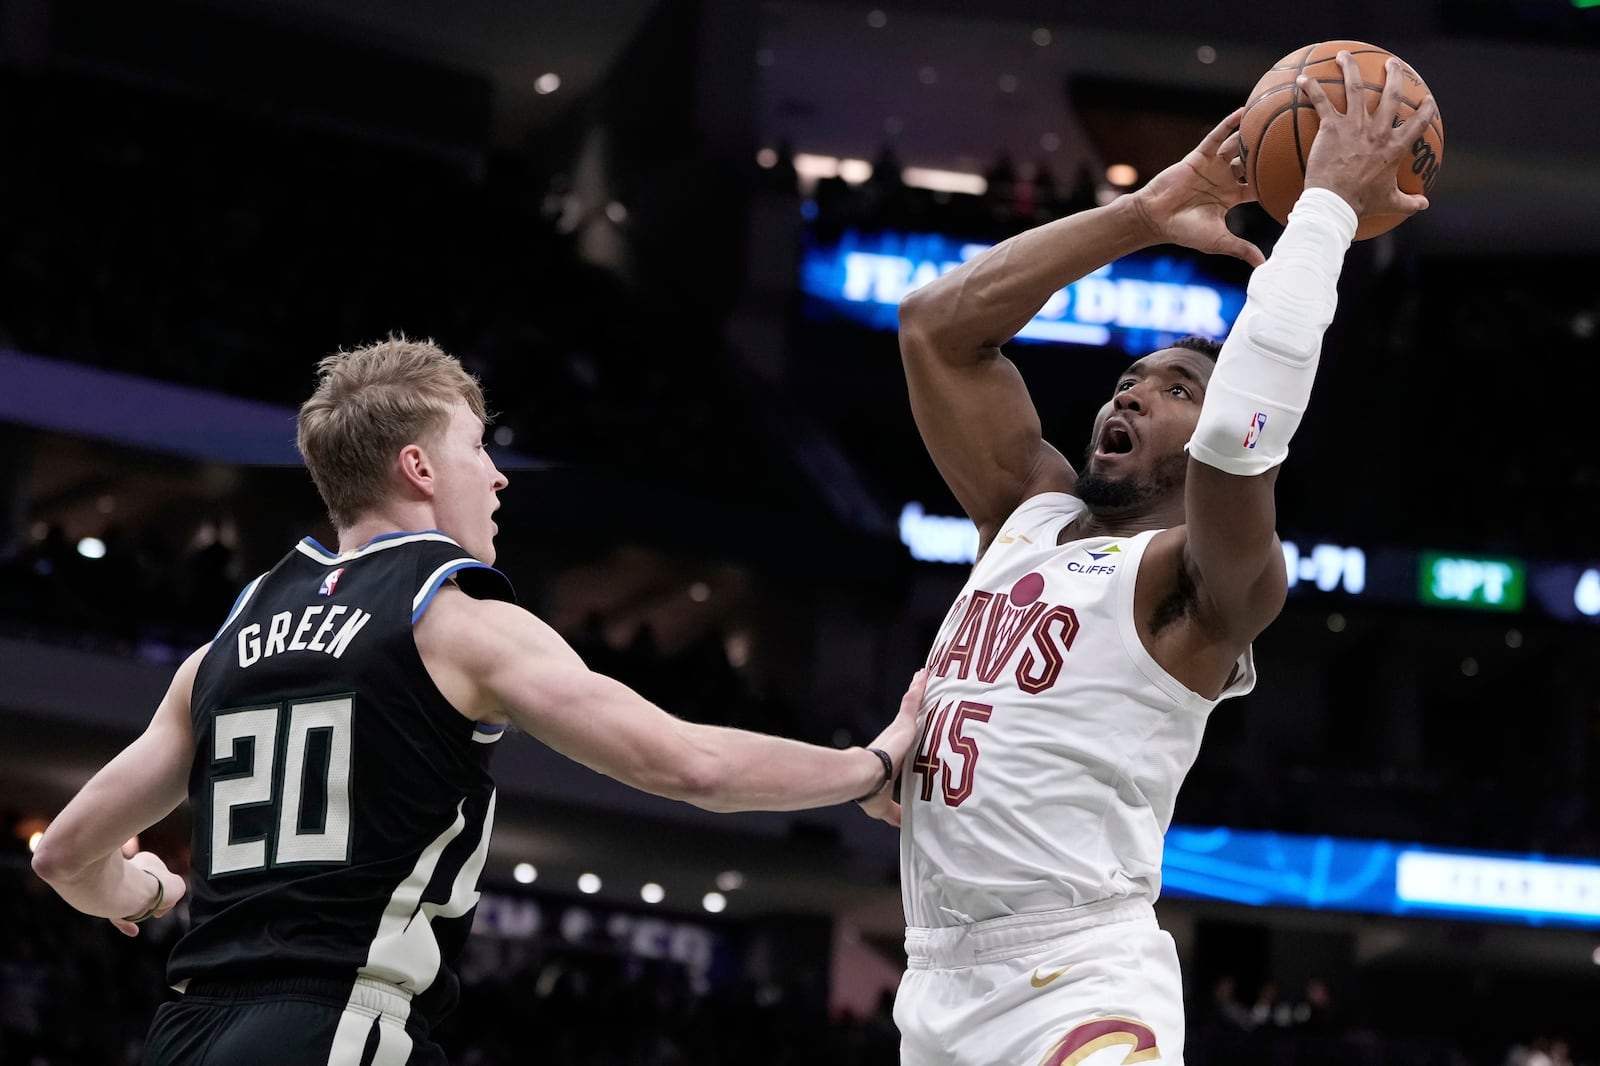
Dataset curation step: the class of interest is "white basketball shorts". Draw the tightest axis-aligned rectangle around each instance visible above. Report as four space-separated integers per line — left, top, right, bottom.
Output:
894 898 1185 1066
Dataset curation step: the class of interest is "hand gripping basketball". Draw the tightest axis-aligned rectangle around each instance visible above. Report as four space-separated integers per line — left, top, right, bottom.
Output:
1297 52 1439 225
1240 40 1444 238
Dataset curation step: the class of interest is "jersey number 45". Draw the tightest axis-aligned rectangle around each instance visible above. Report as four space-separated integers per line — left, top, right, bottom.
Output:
910 699 994 807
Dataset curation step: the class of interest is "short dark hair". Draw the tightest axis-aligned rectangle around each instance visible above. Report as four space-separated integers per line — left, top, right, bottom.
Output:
1168 335 1222 361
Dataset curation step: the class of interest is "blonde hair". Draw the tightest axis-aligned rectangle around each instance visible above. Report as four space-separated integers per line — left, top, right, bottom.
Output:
297 335 489 530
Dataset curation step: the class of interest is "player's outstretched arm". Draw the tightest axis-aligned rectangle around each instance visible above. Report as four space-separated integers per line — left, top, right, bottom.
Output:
898 110 1262 552
31 644 201 936
1182 54 1436 640
418 587 926 823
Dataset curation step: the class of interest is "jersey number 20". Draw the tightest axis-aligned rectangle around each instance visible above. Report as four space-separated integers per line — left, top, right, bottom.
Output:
209 696 353 875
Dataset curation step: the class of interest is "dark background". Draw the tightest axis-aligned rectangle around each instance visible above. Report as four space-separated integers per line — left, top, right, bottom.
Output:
2 0 1599 1063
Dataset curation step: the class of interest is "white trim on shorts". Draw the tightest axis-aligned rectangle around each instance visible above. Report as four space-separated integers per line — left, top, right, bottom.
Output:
326 975 416 1066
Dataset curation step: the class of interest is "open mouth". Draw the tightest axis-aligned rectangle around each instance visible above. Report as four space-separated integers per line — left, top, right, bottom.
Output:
1098 423 1134 457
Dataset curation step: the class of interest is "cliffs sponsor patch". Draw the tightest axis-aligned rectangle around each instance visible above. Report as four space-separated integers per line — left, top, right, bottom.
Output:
1068 543 1120 575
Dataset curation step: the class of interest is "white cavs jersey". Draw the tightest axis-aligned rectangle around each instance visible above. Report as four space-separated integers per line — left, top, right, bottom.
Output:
900 492 1255 929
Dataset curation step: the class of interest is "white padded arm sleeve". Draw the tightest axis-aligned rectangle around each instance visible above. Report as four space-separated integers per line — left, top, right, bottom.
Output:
1186 187 1359 476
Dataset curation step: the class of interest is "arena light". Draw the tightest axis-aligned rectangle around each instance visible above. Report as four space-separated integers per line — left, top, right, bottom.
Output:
701 891 727 913
1105 163 1139 187
513 862 537 884
794 153 963 191
793 153 844 184
901 167 987 196
640 882 665 904
1575 570 1600 616
577 872 602 894
76 537 106 559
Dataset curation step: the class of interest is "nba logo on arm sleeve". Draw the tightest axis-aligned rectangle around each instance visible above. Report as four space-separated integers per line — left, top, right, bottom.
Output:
1242 412 1268 450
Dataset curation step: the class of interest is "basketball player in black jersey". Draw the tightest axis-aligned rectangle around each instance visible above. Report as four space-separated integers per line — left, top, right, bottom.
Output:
32 336 925 1066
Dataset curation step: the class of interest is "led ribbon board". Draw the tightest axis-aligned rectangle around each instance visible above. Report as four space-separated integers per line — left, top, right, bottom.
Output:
801 228 1248 353
1164 825 1600 929
1419 552 1526 612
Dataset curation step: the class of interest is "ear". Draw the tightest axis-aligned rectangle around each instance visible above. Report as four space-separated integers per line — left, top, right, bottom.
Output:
396 442 435 499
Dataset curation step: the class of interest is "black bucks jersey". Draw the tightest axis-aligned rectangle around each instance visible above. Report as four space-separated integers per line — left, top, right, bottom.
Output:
167 531 515 1026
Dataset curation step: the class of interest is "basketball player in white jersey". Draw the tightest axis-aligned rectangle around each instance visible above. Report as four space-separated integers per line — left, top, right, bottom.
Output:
892 55 1435 1064
31 336 925 1066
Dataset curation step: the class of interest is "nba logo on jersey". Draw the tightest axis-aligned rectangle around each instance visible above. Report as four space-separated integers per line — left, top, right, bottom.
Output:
319 567 346 596
1242 411 1268 449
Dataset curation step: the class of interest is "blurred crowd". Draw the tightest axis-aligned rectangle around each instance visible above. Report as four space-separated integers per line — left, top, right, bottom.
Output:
7 510 1596 863
5 29 1600 1066
0 851 900 1066
1178 748 1600 861
6 504 1600 862
0 520 244 654
0 66 797 510
1189 971 1582 1066
1 853 1581 1066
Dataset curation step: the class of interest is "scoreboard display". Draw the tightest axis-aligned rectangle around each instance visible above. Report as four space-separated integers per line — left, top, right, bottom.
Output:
898 502 1600 626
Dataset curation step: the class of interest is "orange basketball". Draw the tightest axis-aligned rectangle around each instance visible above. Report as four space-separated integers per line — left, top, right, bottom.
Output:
1239 40 1444 240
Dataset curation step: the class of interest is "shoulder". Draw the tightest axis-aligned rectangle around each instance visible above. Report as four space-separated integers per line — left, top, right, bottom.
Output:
155 641 214 726
415 584 575 673
978 489 1085 559
414 583 586 724
182 640 215 671
415 583 518 653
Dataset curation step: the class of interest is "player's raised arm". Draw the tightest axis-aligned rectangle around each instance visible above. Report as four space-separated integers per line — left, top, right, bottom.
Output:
898 110 1262 553
1182 55 1436 640
417 586 926 824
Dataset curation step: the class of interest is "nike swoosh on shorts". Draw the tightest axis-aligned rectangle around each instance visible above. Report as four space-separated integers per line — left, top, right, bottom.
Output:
1030 965 1071 988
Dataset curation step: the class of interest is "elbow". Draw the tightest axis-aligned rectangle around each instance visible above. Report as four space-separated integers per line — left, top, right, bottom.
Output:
900 270 970 341
898 282 937 328
897 302 958 373
670 753 736 813
651 735 750 813
30 830 81 887
900 275 1004 355
619 728 731 811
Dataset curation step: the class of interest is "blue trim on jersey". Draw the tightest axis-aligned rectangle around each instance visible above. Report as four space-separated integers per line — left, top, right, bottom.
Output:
301 536 337 558
361 529 446 548
213 574 266 640
473 722 506 735
301 530 451 558
412 561 500 624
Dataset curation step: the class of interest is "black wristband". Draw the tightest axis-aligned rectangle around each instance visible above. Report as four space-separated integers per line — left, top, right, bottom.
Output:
120 870 165 925
853 747 894 804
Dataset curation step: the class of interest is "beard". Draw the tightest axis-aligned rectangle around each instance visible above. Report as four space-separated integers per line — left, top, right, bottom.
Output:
1076 449 1188 512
